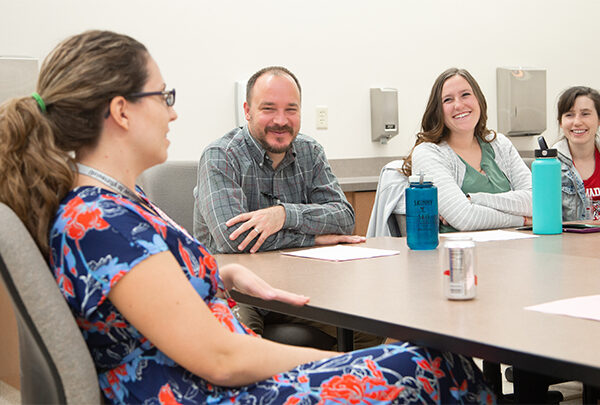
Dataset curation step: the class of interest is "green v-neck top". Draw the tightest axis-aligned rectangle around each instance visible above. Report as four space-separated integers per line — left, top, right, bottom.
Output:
441 137 511 233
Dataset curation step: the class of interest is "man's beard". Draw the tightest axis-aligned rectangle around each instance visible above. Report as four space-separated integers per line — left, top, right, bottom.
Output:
257 125 296 154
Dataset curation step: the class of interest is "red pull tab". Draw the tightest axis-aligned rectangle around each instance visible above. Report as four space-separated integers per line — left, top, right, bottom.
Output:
226 297 237 309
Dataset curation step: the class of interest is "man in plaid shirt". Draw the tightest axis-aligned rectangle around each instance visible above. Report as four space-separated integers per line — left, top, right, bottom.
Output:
193 67 383 349
193 66 364 254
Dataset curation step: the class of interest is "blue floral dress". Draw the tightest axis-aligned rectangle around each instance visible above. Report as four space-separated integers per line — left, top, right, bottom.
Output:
49 186 494 404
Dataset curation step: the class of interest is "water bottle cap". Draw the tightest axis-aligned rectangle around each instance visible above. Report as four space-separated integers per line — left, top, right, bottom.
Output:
409 175 433 184
534 148 557 158
535 135 557 157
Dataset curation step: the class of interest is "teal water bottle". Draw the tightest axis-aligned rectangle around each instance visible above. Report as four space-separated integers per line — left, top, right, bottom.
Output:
532 136 562 235
406 173 439 250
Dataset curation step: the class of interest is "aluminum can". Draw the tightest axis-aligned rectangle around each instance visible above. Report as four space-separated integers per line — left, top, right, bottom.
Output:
442 236 476 300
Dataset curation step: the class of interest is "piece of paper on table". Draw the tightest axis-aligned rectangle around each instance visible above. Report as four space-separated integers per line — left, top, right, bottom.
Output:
525 295 600 322
282 245 400 261
439 230 537 242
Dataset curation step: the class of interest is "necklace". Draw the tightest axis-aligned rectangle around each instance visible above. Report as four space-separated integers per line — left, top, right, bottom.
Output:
76 163 142 204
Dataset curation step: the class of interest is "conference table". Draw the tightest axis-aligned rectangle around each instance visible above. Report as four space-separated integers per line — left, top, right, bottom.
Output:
215 232 600 387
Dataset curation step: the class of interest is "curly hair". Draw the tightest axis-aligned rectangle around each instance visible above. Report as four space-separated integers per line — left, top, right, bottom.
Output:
0 30 148 255
402 68 495 176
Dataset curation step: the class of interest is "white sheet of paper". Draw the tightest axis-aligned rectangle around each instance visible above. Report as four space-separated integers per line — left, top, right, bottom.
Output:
525 295 600 322
282 245 400 262
439 230 537 242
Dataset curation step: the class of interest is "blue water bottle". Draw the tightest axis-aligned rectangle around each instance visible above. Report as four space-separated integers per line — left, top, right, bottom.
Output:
532 136 562 234
406 173 439 250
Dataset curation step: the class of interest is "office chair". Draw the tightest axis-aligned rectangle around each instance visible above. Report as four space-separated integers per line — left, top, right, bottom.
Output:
137 160 199 234
262 323 335 350
138 161 338 350
0 203 102 404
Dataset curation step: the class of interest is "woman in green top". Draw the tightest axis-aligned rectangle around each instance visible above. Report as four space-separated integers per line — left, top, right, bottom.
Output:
402 68 532 232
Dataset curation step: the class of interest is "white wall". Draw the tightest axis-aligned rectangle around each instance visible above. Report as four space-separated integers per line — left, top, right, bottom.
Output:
1 0 598 160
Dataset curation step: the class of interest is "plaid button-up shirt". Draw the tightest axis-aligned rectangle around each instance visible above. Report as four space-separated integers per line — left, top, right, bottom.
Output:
193 126 354 253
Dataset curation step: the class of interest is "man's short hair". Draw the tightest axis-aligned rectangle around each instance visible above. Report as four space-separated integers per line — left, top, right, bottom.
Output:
246 66 302 106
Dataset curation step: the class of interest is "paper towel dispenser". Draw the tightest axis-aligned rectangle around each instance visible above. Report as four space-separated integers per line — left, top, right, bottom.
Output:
370 88 399 144
496 67 546 136
0 57 38 104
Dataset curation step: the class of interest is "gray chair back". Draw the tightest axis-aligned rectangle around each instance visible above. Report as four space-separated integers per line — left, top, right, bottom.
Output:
0 203 102 404
137 161 198 234
394 213 407 236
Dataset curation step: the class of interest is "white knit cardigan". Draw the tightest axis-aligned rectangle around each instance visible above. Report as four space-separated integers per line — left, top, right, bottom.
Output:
412 132 532 231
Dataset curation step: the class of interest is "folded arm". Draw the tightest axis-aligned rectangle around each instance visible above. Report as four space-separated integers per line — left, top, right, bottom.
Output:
195 148 314 253
413 144 525 231
468 139 532 216
279 146 355 236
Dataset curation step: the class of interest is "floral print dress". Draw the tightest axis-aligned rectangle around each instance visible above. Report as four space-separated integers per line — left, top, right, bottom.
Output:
49 186 494 405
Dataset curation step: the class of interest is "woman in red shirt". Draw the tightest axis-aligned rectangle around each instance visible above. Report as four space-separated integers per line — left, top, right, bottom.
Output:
552 86 600 220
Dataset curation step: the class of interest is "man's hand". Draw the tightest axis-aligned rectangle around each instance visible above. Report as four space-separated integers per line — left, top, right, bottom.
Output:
219 263 309 306
314 234 366 246
226 206 286 253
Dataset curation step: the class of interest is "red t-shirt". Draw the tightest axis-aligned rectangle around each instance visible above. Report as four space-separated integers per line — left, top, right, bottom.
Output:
583 148 600 220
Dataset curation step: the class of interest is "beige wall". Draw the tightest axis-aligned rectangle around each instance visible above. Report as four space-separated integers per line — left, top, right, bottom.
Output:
2 1 598 161
0 0 597 389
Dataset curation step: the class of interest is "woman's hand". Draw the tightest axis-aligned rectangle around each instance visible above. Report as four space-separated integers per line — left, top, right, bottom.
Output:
219 263 309 306
439 214 449 226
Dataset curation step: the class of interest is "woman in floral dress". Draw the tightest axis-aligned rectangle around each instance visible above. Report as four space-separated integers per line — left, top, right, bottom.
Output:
0 30 493 404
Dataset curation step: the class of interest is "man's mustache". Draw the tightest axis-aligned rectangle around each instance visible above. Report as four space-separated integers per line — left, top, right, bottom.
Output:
265 125 293 134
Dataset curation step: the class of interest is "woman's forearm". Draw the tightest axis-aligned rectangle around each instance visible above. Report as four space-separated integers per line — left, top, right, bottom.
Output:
204 332 337 386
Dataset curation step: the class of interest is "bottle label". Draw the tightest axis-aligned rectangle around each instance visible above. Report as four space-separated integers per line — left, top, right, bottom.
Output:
416 213 438 231
406 186 439 249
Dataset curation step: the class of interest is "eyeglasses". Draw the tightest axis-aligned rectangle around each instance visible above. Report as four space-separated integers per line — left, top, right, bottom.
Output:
127 88 176 107
104 88 176 119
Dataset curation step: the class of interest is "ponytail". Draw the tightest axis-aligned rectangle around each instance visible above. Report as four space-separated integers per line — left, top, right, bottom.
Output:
0 30 148 256
0 96 74 255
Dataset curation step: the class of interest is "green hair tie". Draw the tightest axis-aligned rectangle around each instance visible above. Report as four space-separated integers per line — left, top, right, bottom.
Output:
31 92 46 113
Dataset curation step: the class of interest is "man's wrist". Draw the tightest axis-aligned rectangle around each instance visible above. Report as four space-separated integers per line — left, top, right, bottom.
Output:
279 203 297 229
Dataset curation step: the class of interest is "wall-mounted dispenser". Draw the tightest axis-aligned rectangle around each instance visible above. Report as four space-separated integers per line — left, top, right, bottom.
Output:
0 57 38 104
496 67 546 136
370 88 399 144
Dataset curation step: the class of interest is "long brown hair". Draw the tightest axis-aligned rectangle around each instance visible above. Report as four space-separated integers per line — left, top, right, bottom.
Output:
0 30 148 255
401 68 495 176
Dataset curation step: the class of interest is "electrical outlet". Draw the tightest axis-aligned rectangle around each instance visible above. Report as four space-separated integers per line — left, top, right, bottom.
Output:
316 106 328 130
